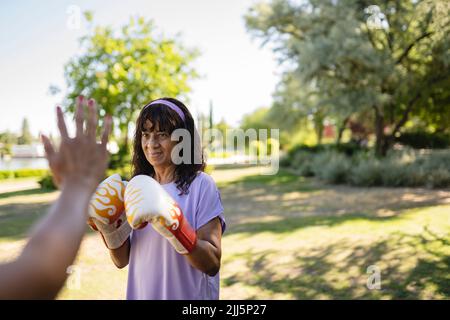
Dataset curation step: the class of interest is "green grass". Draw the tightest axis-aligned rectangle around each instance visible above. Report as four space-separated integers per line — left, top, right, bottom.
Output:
0 202 52 242
0 167 448 299
215 168 450 299
0 188 53 200
217 169 321 194
221 204 450 299
0 187 56 242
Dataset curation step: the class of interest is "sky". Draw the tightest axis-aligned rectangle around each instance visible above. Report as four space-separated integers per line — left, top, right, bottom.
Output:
0 0 279 137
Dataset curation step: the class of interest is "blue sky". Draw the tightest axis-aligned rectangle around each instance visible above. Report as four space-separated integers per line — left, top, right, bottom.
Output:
0 0 279 137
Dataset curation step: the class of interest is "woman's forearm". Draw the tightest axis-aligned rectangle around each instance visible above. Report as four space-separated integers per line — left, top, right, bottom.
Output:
186 239 221 276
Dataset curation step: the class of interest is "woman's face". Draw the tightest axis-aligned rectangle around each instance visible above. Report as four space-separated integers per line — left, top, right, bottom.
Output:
141 119 177 170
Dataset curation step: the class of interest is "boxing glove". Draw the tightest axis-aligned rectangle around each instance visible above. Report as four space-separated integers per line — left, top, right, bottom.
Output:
88 174 132 249
124 175 197 255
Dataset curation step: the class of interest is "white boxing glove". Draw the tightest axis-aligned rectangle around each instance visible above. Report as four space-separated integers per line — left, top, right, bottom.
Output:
124 175 197 254
88 174 132 249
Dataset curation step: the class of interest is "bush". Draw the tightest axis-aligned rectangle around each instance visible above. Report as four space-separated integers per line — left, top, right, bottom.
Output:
106 165 132 181
315 152 351 184
421 150 450 171
420 150 450 188
279 155 292 167
396 131 450 149
282 142 368 167
291 151 316 177
109 149 132 170
0 169 48 180
349 159 383 186
426 167 450 188
204 164 215 175
405 165 428 187
13 169 48 178
379 161 409 187
284 143 450 188
0 170 14 179
378 150 417 187
333 141 369 156
38 173 57 190
288 144 327 155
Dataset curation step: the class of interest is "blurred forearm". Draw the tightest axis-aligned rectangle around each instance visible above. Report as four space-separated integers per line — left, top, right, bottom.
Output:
0 183 93 299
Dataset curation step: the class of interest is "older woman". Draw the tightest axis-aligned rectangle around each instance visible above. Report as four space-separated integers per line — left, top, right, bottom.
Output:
109 97 226 300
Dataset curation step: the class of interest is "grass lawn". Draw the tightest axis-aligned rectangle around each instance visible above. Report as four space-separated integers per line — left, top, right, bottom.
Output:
0 168 448 299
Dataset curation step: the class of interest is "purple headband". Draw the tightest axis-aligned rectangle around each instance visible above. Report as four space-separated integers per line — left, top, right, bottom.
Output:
144 99 185 122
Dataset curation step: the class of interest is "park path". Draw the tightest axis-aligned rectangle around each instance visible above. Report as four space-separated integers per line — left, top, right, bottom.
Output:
0 178 40 194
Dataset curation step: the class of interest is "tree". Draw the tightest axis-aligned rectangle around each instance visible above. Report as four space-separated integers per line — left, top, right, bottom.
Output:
18 118 33 145
245 0 450 155
0 131 18 156
0 131 18 145
59 14 199 162
215 118 231 138
208 100 214 146
240 107 285 150
270 72 332 145
241 107 272 132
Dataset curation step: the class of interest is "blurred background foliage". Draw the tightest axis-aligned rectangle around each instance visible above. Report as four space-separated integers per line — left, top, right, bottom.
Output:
16 1 446 190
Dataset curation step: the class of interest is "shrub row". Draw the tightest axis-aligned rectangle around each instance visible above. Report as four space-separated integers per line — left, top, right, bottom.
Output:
0 169 48 180
282 148 450 188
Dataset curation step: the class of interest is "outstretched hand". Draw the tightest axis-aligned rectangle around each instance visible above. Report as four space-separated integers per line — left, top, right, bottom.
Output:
41 96 112 192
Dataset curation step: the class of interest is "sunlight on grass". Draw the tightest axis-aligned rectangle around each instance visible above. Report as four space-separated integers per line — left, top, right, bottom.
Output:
221 204 450 299
56 234 128 300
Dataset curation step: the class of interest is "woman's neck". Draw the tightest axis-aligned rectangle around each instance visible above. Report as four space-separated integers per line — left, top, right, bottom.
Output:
153 165 175 184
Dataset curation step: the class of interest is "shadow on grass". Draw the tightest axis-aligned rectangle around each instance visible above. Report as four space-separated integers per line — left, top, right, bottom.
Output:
226 212 400 236
218 169 321 192
0 202 51 240
223 228 450 299
0 202 98 241
0 188 54 200
213 164 260 170
219 169 450 230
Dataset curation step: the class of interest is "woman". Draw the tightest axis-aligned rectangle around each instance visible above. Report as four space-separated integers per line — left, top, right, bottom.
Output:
110 97 226 300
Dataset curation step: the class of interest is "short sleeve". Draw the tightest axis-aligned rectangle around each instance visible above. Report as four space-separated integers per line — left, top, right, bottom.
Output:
195 173 226 234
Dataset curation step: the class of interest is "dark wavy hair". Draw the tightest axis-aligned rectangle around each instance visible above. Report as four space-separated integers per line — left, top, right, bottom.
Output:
132 97 205 195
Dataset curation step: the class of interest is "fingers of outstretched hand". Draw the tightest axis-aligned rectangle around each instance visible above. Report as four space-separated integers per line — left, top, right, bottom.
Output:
75 95 85 137
41 134 55 161
101 115 112 148
57 97 108 144
56 106 69 140
41 133 62 187
47 97 111 190
86 99 98 140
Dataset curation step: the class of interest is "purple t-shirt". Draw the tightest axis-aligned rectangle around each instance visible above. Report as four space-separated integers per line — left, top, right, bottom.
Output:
126 172 226 300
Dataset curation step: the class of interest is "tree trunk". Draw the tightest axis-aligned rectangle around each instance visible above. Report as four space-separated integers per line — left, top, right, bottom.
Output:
374 106 387 157
121 124 129 155
314 115 324 145
336 117 350 145
316 126 323 145
122 135 128 154
121 111 135 156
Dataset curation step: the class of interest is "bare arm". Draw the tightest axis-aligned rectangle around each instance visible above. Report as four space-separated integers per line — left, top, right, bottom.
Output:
185 217 222 276
0 97 111 299
0 184 93 299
